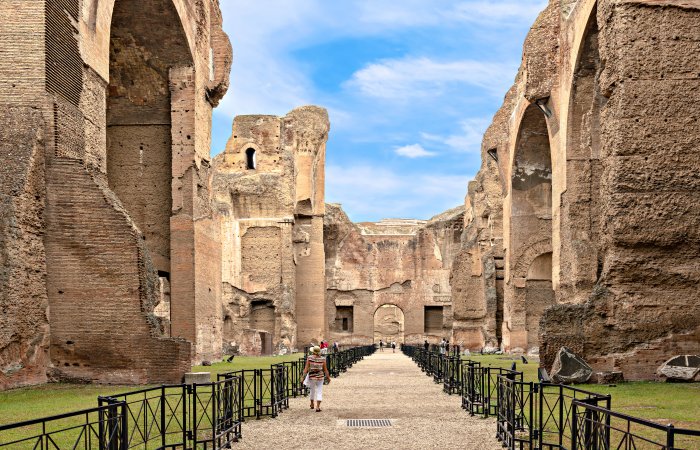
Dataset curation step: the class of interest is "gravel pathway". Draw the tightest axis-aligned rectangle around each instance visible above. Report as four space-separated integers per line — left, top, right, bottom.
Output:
236 351 500 449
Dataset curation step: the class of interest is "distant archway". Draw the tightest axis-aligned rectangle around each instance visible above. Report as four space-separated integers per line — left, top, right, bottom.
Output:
373 304 405 344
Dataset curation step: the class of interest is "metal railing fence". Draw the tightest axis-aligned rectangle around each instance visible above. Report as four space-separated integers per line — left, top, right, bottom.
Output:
401 345 700 450
0 403 127 450
0 345 373 449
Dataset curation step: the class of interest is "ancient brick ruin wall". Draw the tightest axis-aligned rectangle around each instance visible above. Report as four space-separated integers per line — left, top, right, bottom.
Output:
324 204 464 346
456 0 700 380
0 108 50 390
212 107 329 355
0 0 232 388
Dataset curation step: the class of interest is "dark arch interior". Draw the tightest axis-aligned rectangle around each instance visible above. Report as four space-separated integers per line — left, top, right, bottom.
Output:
106 0 193 276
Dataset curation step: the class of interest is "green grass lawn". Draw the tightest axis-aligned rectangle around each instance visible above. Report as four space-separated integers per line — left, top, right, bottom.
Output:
192 352 304 381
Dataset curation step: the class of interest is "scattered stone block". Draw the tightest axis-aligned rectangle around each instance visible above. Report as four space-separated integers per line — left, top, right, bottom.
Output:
551 347 592 384
658 355 700 382
184 372 211 384
201 360 212 366
591 371 624 384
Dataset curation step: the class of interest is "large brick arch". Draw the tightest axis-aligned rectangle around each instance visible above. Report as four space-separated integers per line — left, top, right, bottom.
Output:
512 239 553 280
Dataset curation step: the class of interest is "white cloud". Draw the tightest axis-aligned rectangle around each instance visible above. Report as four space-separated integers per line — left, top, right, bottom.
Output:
422 118 491 153
345 57 515 100
326 164 472 220
395 144 435 158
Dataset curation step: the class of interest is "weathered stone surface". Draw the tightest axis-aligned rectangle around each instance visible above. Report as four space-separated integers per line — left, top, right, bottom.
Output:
324 204 464 346
551 347 593 384
454 0 700 381
658 355 700 382
211 106 329 355
184 372 211 385
0 0 232 387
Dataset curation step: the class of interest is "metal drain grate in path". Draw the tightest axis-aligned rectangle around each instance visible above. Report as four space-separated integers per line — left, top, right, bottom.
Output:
346 419 393 428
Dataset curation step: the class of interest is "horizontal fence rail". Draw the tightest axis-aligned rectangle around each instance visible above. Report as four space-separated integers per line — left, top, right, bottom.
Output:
401 344 699 450
0 346 373 449
0 403 127 450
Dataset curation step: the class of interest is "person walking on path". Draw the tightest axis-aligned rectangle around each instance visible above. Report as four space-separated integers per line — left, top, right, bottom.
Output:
379 340 384 352
424 340 430 352
391 341 396 353
320 340 328 355
302 346 331 412
333 341 339 353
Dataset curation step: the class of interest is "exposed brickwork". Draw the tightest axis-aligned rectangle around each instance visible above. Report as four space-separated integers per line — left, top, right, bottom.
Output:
0 0 232 388
45 158 190 383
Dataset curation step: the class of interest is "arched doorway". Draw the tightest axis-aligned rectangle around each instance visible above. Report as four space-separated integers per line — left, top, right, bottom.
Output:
373 304 405 344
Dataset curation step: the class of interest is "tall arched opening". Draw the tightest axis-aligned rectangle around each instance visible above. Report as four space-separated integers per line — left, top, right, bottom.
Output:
505 103 555 350
107 0 194 325
374 304 405 344
561 4 603 302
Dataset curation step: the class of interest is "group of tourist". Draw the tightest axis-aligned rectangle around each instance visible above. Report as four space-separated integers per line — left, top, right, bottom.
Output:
378 339 397 352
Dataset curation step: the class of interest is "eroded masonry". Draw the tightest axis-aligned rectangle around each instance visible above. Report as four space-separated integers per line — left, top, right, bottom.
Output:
0 0 232 389
1 0 699 389
450 0 700 380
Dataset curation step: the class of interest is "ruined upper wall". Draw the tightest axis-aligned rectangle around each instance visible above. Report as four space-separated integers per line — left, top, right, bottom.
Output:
211 106 329 354
325 203 463 345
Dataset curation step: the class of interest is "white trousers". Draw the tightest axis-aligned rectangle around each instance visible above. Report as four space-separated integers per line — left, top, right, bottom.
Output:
309 379 324 401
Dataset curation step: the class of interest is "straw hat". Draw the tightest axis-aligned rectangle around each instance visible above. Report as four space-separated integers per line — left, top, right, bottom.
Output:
312 346 321 355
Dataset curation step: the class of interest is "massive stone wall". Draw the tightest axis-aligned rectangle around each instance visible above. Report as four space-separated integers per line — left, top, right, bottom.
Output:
0 0 232 387
455 0 700 380
324 204 464 346
211 106 329 355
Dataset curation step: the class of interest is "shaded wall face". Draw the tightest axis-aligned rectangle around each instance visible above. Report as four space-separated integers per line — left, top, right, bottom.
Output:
558 8 603 303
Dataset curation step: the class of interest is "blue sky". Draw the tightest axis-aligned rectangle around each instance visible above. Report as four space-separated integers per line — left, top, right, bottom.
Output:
212 1 547 222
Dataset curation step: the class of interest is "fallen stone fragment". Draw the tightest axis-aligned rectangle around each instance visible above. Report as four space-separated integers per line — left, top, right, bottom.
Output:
658 355 700 382
591 371 624 384
550 347 592 384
